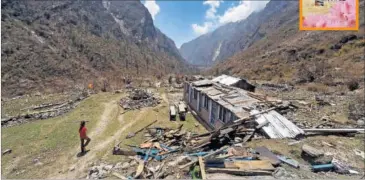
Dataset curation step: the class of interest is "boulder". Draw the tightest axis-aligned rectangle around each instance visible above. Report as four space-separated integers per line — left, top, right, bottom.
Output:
302 144 324 158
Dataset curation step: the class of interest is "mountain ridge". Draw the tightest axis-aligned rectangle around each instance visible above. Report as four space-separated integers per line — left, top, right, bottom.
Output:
1 0 189 97
180 1 291 66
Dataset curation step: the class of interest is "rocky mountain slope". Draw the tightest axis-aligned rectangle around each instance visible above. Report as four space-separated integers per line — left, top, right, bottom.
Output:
180 1 291 67
210 0 364 86
1 0 189 97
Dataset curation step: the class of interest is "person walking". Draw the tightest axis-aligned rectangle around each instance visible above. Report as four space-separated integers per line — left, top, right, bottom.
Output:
79 121 91 154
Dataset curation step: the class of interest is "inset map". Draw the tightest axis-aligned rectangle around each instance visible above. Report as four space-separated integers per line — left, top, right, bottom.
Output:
300 0 358 30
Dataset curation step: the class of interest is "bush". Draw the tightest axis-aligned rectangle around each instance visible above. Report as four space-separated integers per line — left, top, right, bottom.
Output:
307 83 329 93
347 80 359 91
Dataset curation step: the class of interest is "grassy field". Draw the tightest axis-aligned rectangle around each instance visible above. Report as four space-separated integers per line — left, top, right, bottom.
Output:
1 92 123 178
1 89 207 178
1 93 74 117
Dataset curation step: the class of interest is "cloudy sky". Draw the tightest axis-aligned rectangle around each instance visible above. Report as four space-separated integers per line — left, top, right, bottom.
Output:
143 0 269 48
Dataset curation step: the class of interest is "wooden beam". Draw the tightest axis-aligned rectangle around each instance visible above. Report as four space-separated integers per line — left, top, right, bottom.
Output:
205 168 272 176
198 156 207 180
179 146 229 169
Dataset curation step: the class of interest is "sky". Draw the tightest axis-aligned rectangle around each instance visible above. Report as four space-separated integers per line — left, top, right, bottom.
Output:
143 0 270 48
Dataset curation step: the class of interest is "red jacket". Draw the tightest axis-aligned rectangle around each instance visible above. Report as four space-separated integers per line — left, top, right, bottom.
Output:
79 126 87 139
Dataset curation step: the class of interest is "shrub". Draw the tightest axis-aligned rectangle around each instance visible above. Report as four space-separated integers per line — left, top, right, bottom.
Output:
347 80 359 91
307 83 329 93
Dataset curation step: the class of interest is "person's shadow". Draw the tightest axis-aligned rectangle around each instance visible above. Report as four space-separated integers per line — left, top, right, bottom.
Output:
76 150 90 157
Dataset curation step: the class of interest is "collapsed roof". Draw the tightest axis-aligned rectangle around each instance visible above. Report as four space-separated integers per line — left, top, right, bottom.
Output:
187 78 304 139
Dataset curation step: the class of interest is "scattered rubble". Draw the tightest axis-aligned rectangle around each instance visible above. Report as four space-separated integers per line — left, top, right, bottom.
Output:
260 83 294 92
120 88 161 110
104 112 365 179
1 93 88 127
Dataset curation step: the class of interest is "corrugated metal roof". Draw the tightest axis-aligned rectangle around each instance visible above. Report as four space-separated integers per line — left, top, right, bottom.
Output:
195 83 258 119
212 74 241 86
192 79 213 87
188 77 302 139
254 110 304 138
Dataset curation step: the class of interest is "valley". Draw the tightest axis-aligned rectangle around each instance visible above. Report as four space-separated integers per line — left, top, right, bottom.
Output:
1 0 365 179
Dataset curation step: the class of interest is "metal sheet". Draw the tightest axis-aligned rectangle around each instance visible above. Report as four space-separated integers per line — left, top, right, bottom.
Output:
254 110 304 139
212 74 240 86
192 79 213 87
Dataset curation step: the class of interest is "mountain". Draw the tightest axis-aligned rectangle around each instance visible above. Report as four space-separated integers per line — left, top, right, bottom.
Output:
179 1 291 67
210 0 365 86
1 0 189 97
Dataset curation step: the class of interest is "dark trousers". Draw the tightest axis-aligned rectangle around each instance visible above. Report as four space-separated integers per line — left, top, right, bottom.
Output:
80 137 91 153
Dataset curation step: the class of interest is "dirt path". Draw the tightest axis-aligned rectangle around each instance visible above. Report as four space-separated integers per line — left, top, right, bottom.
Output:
89 101 117 138
161 92 168 104
49 100 148 179
48 100 118 179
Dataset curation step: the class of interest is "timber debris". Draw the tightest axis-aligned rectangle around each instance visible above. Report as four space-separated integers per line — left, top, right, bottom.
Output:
120 88 161 110
85 75 365 179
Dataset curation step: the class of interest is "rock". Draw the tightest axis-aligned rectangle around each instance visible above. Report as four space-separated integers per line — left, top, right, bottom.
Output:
234 137 242 143
357 120 364 126
273 167 287 178
33 158 43 166
114 162 122 168
164 175 175 179
129 160 137 166
353 149 365 159
33 158 40 164
90 172 99 179
2 149 12 155
312 155 333 165
69 166 76 172
349 169 359 174
121 162 130 169
195 123 199 127
103 165 113 171
332 158 350 174
98 170 107 178
321 116 330 121
233 143 243 147
302 144 324 158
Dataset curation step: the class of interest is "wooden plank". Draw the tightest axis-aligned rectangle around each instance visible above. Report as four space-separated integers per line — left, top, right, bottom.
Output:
126 120 157 139
112 172 127 179
179 146 229 169
198 156 207 180
224 160 275 171
254 147 281 166
205 168 272 176
134 160 144 178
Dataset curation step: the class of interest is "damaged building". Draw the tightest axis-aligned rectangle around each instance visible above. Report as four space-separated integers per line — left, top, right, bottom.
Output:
183 75 304 138
212 74 255 92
